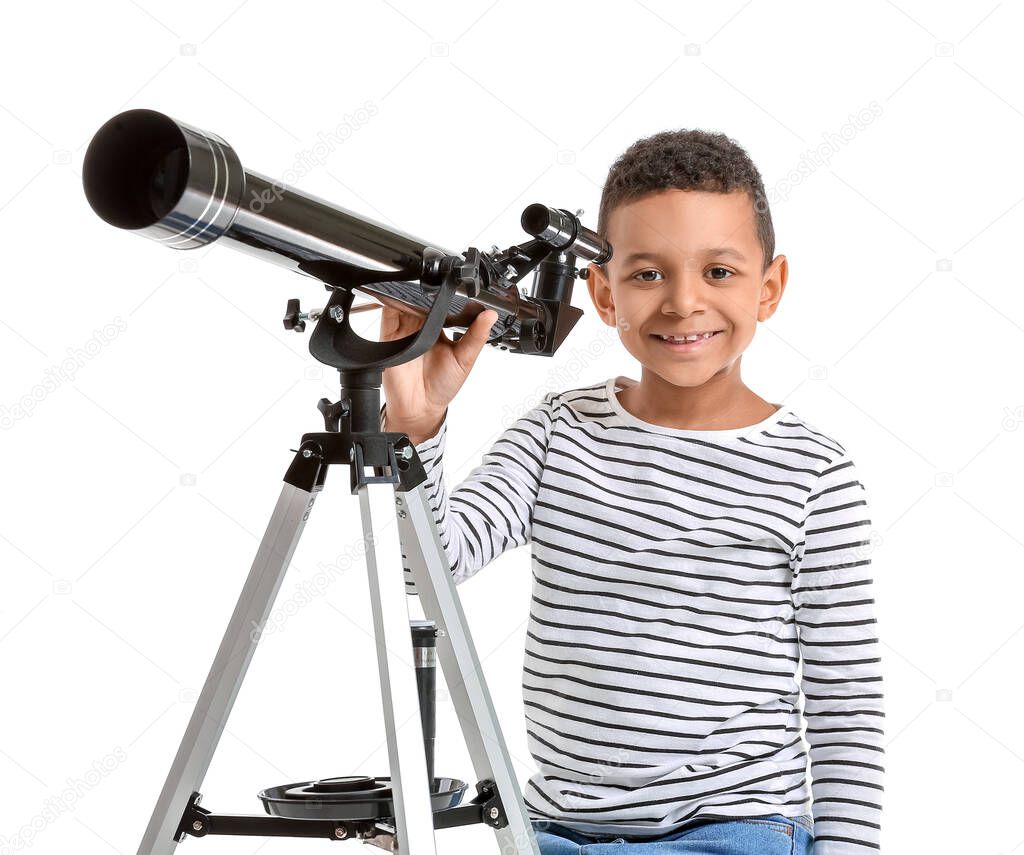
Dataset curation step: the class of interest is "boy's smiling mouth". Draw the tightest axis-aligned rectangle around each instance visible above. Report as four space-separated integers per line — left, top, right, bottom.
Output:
649 330 723 353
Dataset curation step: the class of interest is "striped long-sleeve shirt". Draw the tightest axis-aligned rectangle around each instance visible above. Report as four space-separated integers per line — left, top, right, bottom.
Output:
386 375 884 853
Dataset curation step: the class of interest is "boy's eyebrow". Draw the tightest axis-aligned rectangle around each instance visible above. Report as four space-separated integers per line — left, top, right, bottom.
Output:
618 246 747 265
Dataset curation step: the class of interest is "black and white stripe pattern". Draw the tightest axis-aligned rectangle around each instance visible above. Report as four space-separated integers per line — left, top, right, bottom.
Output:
389 376 884 853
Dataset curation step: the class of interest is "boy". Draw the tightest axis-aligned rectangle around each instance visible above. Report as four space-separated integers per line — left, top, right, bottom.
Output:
380 129 884 854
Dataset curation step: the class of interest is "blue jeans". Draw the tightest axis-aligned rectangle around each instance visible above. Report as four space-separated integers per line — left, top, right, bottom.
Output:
531 814 814 855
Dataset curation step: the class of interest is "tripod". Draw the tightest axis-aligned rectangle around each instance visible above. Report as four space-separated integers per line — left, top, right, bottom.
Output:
129 205 605 853
135 362 540 853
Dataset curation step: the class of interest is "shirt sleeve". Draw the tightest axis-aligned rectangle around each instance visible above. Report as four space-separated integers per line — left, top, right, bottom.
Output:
791 452 885 854
381 392 559 592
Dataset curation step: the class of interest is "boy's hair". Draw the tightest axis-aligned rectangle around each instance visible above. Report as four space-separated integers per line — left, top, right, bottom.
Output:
597 129 775 272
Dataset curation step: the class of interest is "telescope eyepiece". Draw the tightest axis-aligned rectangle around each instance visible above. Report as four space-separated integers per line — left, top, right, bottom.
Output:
520 203 611 265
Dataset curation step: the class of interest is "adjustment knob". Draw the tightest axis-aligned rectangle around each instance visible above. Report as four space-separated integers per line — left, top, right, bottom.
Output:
283 298 305 332
456 247 483 298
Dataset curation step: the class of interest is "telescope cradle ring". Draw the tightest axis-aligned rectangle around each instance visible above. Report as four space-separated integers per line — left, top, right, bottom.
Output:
307 249 464 372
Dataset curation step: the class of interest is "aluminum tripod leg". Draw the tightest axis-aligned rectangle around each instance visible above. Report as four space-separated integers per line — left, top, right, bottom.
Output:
358 478 438 855
395 481 541 855
136 483 318 855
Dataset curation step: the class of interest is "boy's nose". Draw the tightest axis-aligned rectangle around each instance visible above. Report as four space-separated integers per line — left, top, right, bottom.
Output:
659 274 706 316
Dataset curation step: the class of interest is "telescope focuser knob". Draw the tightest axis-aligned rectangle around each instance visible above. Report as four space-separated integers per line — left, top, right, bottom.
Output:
283 299 322 333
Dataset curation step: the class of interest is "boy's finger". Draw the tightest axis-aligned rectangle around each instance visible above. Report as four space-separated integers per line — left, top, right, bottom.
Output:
380 305 402 337
453 310 498 372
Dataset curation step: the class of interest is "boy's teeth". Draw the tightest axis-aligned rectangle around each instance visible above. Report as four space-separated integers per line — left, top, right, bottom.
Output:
658 332 715 342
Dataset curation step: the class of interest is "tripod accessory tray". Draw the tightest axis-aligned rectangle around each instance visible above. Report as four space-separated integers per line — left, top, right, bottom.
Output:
259 775 467 821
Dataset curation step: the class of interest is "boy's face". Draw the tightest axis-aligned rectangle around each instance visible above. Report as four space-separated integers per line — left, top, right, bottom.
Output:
587 189 787 391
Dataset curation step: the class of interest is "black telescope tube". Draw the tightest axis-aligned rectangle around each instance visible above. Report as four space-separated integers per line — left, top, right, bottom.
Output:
82 109 539 333
83 109 437 274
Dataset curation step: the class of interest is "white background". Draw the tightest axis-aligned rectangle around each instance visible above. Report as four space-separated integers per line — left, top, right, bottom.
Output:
2 2 1022 853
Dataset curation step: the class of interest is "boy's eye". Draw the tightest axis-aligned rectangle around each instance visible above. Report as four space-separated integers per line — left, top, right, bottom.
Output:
633 269 663 282
632 267 734 282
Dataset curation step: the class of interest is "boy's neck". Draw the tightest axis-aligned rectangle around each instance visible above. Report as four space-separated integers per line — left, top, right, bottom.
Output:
616 367 780 431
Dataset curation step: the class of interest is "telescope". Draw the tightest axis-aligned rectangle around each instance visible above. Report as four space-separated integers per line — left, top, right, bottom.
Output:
80 109 612 855
82 108 611 369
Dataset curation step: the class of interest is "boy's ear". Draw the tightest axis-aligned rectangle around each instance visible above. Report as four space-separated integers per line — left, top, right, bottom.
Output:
758 254 788 322
586 263 617 328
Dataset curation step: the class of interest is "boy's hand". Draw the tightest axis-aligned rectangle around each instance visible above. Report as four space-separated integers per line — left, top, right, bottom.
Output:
380 304 498 443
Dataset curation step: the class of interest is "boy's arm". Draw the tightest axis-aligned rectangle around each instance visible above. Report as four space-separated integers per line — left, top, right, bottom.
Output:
791 452 885 854
381 392 559 590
